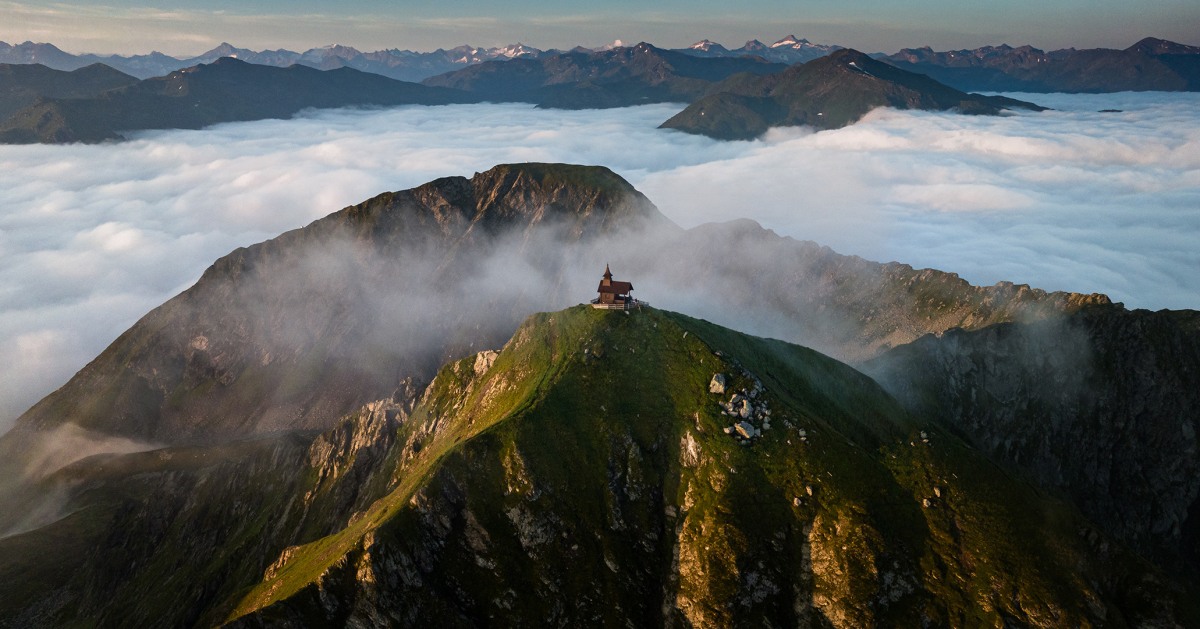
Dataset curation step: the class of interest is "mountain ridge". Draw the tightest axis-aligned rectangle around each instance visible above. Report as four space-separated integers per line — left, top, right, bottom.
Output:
0 163 1196 626
10 164 1108 446
883 37 1200 92
0 57 476 144
421 42 787 109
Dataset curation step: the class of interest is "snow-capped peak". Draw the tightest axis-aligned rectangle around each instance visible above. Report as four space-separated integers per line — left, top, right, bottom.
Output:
771 35 810 48
490 43 541 58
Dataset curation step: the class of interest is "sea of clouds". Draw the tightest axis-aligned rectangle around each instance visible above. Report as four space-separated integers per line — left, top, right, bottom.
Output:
1 93 1197 430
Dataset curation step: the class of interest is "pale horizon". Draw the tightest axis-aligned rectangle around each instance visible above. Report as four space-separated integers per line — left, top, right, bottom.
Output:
1 0 1197 58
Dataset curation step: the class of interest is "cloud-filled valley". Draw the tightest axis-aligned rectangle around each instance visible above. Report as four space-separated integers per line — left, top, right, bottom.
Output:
1 93 1198 430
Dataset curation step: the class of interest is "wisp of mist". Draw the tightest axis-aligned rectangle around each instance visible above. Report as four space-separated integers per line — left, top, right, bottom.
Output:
1 93 1197 430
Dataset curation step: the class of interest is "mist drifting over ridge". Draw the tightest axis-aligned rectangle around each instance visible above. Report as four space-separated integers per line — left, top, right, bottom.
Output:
1 93 1198 431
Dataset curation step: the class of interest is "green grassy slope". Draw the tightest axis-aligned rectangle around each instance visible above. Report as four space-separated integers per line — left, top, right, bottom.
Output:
225 306 1188 627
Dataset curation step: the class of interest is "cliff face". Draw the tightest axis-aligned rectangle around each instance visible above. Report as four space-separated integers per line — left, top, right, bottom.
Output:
865 305 1200 580
0 384 422 628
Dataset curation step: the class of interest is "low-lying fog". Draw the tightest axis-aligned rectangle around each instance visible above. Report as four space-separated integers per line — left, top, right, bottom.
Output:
1 93 1197 430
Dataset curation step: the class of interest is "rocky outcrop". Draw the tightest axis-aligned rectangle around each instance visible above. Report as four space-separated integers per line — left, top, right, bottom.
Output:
0 362 469 628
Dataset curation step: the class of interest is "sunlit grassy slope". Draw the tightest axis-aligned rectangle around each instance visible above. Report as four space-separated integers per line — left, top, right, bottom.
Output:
225 305 1184 627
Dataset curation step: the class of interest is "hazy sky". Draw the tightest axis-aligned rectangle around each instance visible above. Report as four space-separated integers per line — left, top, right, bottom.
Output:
1 0 1198 55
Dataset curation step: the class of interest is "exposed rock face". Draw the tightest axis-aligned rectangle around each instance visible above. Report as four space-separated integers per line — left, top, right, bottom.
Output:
0 357 480 628
865 305 1200 580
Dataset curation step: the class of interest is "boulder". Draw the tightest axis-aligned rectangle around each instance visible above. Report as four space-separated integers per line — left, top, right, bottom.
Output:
709 373 726 394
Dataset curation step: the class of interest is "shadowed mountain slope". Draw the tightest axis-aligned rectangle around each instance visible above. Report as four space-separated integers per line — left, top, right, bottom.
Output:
0 63 136 119
0 57 476 144
865 305 1200 585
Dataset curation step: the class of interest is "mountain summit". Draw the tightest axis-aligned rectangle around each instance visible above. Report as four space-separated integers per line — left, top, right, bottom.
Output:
13 163 664 443
0 163 1195 625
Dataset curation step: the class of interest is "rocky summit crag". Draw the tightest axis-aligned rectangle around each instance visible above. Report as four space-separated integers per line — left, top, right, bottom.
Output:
0 164 1197 627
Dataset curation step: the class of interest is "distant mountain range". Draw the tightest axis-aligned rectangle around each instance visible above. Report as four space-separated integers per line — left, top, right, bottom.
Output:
0 36 832 84
2 36 1198 144
6 36 1199 93
421 42 786 108
0 39 550 82
673 34 842 64
660 49 1044 140
883 36 1200 92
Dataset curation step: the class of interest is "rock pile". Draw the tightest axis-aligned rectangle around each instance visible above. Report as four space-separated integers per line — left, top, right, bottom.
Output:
712 371 773 445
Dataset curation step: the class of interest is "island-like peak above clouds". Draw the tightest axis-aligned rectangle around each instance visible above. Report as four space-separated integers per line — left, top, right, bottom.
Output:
661 48 1044 140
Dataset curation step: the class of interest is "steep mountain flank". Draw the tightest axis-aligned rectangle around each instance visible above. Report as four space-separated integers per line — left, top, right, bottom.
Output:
6 307 1186 626
0 57 476 144
215 306 1190 626
661 49 1043 140
865 305 1200 584
0 392 419 628
421 42 785 109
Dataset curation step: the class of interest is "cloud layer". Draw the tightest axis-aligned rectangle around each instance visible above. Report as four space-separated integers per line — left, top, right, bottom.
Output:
1 94 1197 430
